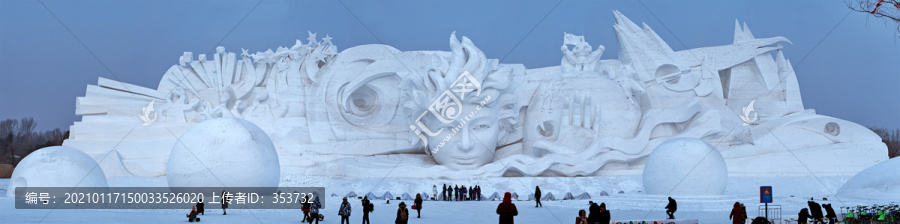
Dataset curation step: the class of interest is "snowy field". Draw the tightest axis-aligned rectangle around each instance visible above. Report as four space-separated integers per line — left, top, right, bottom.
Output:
0 176 894 223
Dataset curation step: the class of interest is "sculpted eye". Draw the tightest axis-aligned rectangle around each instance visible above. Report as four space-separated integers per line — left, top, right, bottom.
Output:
473 124 490 130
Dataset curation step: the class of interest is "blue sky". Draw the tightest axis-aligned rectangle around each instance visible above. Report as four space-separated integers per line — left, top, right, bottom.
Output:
1 0 898 131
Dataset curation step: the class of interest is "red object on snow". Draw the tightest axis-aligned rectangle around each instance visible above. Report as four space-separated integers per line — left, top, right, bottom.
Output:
187 206 198 217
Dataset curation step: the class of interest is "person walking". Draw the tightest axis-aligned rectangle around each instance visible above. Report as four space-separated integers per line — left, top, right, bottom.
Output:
414 193 423 218
361 196 372 224
665 197 677 219
222 190 229 215
576 209 588 224
730 202 746 224
395 202 409 224
496 192 518 224
339 197 352 224
534 186 542 207
301 194 311 222
432 185 438 200
454 185 460 201
742 203 748 224
309 196 322 224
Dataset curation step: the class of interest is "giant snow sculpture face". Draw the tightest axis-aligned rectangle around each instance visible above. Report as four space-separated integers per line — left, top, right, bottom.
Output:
423 102 500 169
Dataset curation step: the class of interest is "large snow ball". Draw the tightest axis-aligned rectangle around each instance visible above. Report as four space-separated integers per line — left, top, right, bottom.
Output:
837 157 900 201
167 118 280 192
7 146 108 197
643 138 727 195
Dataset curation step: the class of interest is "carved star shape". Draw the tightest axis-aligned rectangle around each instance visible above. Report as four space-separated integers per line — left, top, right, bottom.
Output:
322 34 333 45
307 31 318 45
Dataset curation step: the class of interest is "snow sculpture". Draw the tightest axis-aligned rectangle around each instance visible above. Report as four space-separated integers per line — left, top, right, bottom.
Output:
561 33 604 72
7 146 108 197
166 118 280 191
401 32 521 169
836 158 900 201
642 138 727 195
63 12 886 180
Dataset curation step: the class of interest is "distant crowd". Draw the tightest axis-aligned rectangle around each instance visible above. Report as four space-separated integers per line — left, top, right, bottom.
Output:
438 184 483 201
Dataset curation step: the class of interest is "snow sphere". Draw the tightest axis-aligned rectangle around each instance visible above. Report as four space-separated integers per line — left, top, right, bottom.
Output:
837 157 900 201
642 138 727 195
7 146 108 197
167 118 280 192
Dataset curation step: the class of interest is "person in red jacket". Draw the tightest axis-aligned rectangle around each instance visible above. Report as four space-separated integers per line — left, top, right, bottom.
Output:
730 202 746 224
497 192 518 224
187 206 200 222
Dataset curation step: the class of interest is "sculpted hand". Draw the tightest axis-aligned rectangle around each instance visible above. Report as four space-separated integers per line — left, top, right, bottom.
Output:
533 92 601 155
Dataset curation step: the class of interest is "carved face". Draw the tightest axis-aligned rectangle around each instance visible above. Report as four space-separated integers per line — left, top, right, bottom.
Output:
424 103 500 169
219 91 231 105
573 43 593 57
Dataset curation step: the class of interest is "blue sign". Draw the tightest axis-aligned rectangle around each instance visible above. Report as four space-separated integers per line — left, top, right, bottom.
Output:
760 186 773 203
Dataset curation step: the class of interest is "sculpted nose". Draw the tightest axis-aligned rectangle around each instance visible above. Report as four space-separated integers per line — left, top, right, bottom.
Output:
458 128 474 152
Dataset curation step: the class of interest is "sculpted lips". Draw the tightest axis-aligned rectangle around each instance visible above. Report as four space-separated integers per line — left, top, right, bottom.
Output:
453 156 478 165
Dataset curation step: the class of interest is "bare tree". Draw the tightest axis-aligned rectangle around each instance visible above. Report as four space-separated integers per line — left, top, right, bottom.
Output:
0 119 17 164
847 0 900 37
17 117 36 137
870 127 900 158
0 119 18 138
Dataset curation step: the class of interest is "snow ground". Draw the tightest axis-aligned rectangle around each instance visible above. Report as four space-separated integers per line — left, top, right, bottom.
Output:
1 176 895 223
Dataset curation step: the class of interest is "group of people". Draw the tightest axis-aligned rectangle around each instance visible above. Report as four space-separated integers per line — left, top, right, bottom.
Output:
575 202 612 224
328 194 423 224
729 202 748 224
727 198 838 224
798 199 837 224
184 190 228 222
440 184 483 201
300 194 323 224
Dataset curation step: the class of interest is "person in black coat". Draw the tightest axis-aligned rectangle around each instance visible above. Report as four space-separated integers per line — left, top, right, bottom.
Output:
665 197 677 219
414 193 423 218
442 184 447 201
222 190 229 215
534 186 542 207
598 203 611 224
454 185 459 201
823 204 837 224
808 200 824 224
587 202 600 223
361 196 372 224
741 203 748 224
196 198 205 215
798 208 812 224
